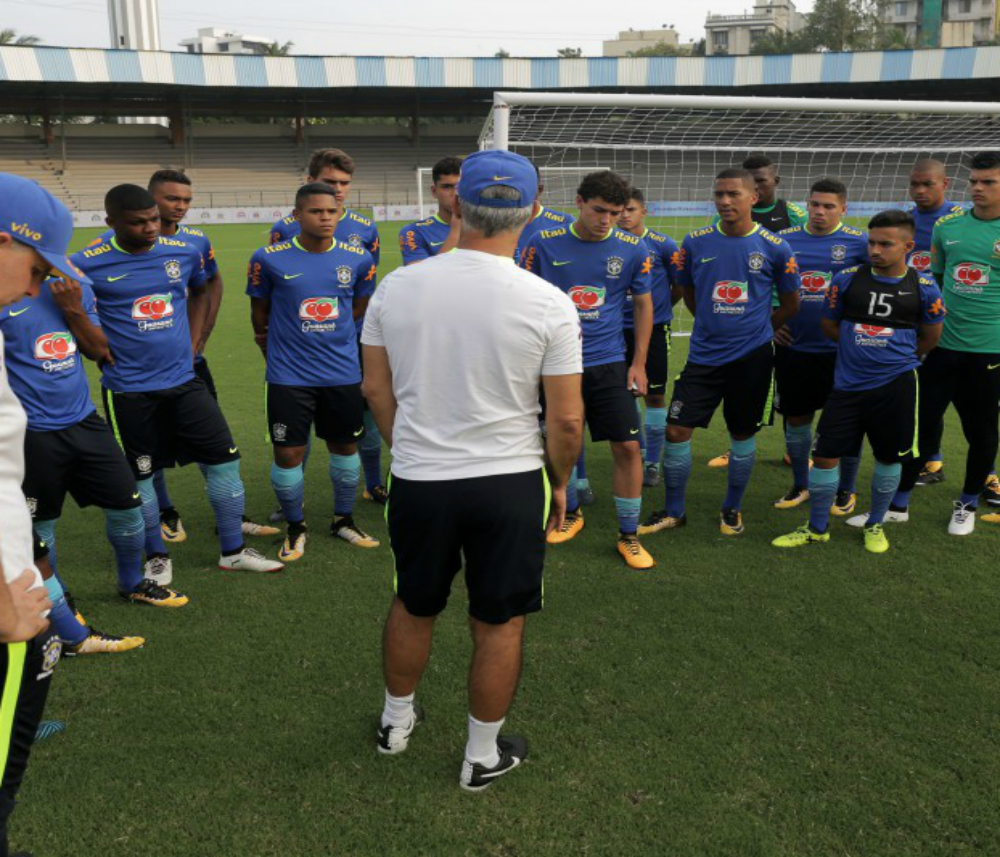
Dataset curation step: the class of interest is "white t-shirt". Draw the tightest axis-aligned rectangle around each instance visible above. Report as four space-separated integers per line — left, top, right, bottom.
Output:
0 332 42 588
362 248 582 481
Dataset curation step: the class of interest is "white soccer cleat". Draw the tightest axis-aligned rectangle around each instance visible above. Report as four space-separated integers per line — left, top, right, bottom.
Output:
846 509 909 528
947 501 976 536
218 547 284 573
144 555 173 586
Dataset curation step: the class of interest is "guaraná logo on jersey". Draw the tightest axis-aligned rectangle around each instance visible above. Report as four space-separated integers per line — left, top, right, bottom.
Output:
606 256 624 278
132 294 175 332
568 286 606 320
712 281 748 314
799 271 832 300
853 323 894 347
34 332 77 362
909 251 931 272
164 260 182 281
953 262 989 293
299 297 339 331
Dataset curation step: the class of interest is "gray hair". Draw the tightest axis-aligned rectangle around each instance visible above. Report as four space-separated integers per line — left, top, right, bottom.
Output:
460 185 534 238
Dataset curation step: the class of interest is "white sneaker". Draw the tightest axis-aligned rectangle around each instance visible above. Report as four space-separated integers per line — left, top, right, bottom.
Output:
144 555 173 586
376 704 425 755
846 509 910 528
947 501 976 536
218 547 284 573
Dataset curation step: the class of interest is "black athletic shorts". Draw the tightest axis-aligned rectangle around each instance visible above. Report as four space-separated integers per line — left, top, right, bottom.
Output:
194 355 218 401
668 342 775 436
774 346 837 417
624 323 671 396
583 361 641 443
266 382 365 447
814 370 918 463
23 412 141 521
102 377 239 479
386 469 548 624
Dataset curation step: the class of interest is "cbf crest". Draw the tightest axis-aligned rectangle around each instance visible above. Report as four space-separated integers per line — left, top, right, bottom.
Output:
336 265 353 285
164 260 182 281
831 245 847 263
748 252 765 272
347 233 363 248
606 256 624 278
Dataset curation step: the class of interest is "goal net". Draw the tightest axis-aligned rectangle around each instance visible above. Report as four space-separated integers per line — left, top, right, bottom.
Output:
480 92 1000 334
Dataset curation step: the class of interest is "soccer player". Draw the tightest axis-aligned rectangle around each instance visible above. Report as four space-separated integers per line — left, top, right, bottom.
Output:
772 178 868 513
399 156 464 265
617 187 681 486
521 170 656 569
773 210 944 553
248 183 380 561
905 159 966 488
640 168 800 536
888 151 1000 535
72 184 284 577
0 273 188 634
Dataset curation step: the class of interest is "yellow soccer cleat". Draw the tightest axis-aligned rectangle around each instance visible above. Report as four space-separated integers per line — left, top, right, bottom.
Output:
279 523 307 562
617 534 654 569
774 487 809 509
830 491 857 517
159 508 186 543
719 508 744 536
241 517 281 537
363 485 389 505
120 579 189 608
637 509 687 535
331 516 380 548
707 451 730 468
546 510 584 544
772 524 830 548
982 473 1000 507
863 523 890 554
65 629 145 656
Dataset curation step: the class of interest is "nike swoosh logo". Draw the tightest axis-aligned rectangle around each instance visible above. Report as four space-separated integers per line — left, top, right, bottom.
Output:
630 428 640 435
429 241 445 247
492 175 513 181
553 260 572 266
9 307 30 317
945 240 961 245
283 273 304 280
228 447 239 454
988 363 1000 370
700 257 717 263
353 428 364 437
108 274 129 282
132 493 141 500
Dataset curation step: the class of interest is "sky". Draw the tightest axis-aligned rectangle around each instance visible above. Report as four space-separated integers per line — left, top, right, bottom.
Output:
4 0 816 57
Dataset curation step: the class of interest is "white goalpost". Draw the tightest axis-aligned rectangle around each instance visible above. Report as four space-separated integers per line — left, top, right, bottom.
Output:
480 91 1000 334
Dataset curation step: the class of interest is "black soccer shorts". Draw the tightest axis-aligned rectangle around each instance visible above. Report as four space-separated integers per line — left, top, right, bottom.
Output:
266 383 365 447
774 346 837 417
624 323 671 396
582 361 641 443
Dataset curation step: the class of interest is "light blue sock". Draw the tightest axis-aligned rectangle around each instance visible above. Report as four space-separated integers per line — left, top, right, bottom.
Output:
663 440 692 518
785 424 812 490
204 460 246 555
614 495 641 535
329 453 360 517
838 453 861 495
566 466 579 512
44 575 88 645
34 519 57 574
635 399 646 459
360 411 383 491
807 466 840 533
271 462 305 524
103 507 144 591
870 462 903 525
136 477 167 557
644 407 667 468
724 436 757 511
153 469 174 511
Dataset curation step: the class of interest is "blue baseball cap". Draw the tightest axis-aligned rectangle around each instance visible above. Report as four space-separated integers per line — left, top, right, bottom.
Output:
0 173 91 284
457 150 537 209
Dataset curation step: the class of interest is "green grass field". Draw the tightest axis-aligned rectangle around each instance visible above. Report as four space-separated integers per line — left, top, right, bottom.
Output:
16 221 1000 856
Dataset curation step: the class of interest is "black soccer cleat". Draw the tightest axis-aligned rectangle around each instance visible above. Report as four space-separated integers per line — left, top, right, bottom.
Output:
459 735 529 792
376 704 425 755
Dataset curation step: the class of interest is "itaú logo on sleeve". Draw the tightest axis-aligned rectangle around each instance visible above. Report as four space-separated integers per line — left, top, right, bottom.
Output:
908 251 931 272
853 323 894 346
299 296 339 331
132 294 175 331
711 281 748 314
799 271 831 300
34 332 78 372
567 286 605 320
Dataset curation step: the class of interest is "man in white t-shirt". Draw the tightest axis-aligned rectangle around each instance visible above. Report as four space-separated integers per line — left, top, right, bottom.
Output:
362 149 584 792
0 172 79 857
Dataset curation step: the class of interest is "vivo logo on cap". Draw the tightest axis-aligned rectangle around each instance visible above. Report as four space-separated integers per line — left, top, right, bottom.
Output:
11 222 42 241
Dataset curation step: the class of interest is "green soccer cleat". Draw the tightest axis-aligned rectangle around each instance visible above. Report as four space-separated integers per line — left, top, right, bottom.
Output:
772 524 830 548
863 523 890 554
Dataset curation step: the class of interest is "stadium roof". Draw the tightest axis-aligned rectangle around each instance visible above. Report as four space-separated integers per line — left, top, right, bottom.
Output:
1 45 997 118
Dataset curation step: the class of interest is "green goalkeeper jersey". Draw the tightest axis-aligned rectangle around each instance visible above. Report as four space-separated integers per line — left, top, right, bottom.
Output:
932 208 1000 353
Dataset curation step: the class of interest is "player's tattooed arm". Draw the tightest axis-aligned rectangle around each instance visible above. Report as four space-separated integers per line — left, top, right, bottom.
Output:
48 278 112 365
250 297 271 357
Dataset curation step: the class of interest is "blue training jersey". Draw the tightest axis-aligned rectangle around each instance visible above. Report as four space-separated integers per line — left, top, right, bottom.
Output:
70 236 207 393
521 224 652 368
624 228 680 328
677 223 800 366
270 210 380 266
0 281 99 431
823 267 944 392
246 236 377 387
778 223 868 353
908 200 965 278
96 224 219 280
515 206 575 263
399 214 452 265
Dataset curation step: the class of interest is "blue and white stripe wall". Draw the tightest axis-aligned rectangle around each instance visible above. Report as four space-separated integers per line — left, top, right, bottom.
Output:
1 45 998 90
